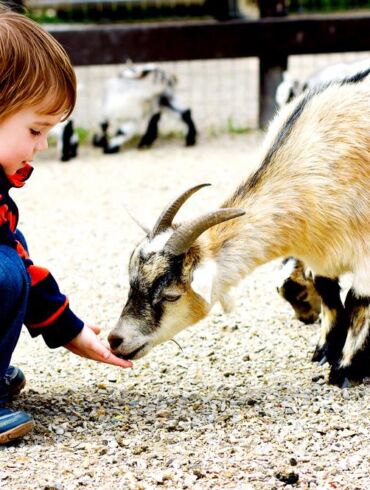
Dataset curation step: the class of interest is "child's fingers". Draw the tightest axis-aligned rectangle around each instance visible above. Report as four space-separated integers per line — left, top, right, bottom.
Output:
99 350 133 368
89 336 133 368
64 326 132 367
87 324 101 334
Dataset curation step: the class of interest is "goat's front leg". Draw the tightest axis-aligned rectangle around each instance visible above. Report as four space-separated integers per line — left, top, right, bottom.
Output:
61 120 78 162
311 276 347 365
329 288 370 387
138 112 161 148
92 120 109 149
104 121 139 154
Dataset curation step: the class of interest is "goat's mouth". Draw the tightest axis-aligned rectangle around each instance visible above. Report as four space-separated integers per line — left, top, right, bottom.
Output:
117 343 148 360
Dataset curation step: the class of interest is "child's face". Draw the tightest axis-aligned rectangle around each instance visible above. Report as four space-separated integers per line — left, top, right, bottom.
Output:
0 106 62 176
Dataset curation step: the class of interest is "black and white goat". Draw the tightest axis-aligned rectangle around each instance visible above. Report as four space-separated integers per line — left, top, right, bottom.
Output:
276 57 370 107
109 69 370 388
93 64 197 154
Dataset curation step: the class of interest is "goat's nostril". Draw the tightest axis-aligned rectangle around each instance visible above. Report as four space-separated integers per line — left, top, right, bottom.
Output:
109 334 123 351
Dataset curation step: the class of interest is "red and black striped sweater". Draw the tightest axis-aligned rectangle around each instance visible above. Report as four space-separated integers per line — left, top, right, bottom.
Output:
0 163 83 347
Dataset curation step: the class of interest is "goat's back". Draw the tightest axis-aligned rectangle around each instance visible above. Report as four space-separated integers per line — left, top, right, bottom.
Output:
225 74 370 276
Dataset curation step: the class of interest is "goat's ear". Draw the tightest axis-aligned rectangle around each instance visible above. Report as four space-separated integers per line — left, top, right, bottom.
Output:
191 260 217 305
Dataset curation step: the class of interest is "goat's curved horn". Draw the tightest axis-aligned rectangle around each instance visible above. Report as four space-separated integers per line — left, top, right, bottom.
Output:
165 208 245 256
150 183 211 239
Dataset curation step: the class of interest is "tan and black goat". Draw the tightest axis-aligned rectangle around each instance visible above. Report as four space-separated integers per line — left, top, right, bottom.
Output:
109 70 370 388
276 257 322 325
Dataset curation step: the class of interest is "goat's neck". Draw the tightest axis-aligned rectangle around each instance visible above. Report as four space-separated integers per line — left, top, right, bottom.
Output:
202 185 303 302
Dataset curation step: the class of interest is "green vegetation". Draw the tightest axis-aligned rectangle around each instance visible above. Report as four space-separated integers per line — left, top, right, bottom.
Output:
227 118 252 135
75 127 90 145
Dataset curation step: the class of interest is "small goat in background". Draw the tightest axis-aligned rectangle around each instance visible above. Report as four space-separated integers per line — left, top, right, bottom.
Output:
276 56 370 107
109 69 370 388
93 63 197 154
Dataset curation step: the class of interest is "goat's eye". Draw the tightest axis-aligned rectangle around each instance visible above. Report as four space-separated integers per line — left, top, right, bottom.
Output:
163 294 181 303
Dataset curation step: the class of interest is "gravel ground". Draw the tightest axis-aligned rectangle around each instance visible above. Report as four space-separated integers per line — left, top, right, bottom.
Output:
1 133 369 490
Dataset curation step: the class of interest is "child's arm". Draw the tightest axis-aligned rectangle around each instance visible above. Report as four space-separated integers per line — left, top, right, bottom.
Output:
64 324 132 368
22 259 85 347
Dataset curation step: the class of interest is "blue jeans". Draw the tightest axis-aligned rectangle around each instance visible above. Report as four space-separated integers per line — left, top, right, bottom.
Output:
0 231 30 377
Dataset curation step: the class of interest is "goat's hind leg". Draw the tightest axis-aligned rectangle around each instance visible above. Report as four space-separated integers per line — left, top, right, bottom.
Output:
159 94 197 146
329 285 370 388
311 276 348 365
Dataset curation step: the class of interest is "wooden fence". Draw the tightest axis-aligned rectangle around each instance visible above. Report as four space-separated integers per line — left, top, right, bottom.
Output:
49 12 370 127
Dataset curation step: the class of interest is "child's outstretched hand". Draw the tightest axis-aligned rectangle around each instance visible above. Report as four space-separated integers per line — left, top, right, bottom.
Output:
64 324 133 368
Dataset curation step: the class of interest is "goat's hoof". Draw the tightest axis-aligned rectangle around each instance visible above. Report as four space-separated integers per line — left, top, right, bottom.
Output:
103 146 120 154
328 364 363 388
185 135 197 146
312 345 328 364
319 355 328 366
312 343 340 365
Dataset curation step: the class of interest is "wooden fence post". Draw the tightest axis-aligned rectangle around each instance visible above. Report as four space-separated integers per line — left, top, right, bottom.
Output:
258 0 288 129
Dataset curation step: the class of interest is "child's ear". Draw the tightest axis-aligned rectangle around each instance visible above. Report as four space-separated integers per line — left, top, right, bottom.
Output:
191 260 217 305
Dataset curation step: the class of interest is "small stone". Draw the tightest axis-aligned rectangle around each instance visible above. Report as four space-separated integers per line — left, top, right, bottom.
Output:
275 471 299 485
193 468 206 479
156 409 171 418
247 398 257 406
132 444 148 455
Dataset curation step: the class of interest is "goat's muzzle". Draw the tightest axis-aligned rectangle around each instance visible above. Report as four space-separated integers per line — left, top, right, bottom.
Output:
108 332 148 360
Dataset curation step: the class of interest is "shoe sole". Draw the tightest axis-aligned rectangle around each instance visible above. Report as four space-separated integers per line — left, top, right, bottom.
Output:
0 420 34 444
9 378 26 398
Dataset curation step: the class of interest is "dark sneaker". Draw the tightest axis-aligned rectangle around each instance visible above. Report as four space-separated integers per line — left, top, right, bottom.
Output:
0 407 34 444
0 366 26 404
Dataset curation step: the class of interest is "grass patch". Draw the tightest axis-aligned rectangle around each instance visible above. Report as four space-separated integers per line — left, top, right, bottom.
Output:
227 118 253 135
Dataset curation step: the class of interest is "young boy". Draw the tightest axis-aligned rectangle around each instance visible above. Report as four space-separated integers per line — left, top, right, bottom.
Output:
0 4 132 444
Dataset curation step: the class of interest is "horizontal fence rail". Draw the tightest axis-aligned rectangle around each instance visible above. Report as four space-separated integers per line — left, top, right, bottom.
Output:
49 14 370 65
48 13 370 127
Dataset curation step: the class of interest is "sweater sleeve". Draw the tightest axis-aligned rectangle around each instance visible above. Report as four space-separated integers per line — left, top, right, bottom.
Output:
17 242 84 348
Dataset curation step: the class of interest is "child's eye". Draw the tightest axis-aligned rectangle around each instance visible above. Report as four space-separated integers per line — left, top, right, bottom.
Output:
30 129 41 136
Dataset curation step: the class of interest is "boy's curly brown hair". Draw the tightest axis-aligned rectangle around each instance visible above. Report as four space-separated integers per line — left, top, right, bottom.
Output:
0 3 76 122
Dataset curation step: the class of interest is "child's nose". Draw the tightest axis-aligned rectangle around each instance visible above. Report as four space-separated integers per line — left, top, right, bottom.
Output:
35 137 48 152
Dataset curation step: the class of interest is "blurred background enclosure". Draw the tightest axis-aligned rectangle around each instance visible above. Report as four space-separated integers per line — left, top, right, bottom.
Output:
23 0 370 22
16 0 370 136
